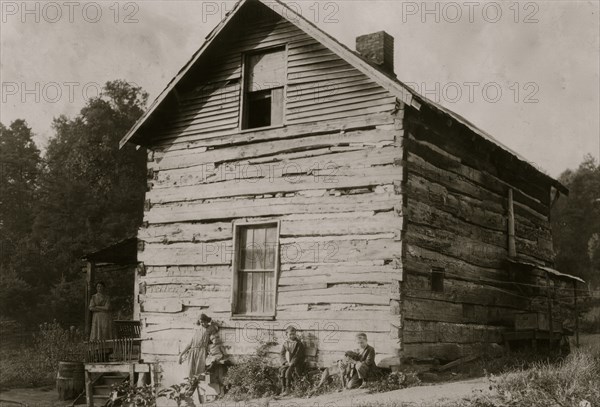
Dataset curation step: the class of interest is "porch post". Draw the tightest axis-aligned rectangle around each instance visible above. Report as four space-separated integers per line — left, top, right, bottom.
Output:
545 272 554 349
85 261 96 338
574 280 580 348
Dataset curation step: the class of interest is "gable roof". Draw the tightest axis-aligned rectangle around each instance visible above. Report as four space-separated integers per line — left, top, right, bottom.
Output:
119 0 567 194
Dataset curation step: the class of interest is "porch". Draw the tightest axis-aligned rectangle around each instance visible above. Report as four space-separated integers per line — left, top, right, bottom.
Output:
80 238 155 407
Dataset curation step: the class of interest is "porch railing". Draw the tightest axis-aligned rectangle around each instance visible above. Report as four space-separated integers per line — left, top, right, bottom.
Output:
114 320 141 339
85 338 143 363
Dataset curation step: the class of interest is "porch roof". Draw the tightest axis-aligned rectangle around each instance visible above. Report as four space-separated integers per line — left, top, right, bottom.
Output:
82 237 138 265
507 258 585 284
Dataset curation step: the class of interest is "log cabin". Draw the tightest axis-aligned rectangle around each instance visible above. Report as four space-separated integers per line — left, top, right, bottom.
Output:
91 0 584 397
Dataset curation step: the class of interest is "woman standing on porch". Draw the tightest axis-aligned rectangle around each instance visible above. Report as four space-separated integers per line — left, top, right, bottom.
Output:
89 281 113 340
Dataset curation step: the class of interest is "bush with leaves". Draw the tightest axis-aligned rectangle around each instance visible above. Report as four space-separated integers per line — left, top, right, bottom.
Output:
107 382 157 407
0 320 86 390
223 342 279 401
34 320 87 371
157 375 200 406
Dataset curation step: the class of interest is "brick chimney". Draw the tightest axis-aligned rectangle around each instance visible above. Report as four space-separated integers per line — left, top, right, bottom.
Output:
356 31 395 76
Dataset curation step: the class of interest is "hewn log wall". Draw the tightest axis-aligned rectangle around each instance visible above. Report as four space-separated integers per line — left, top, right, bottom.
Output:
400 104 568 362
136 3 406 385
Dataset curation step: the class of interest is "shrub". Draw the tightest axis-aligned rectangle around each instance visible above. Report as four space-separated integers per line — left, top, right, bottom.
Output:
157 375 199 407
0 320 86 390
107 382 158 407
222 343 279 401
34 320 87 371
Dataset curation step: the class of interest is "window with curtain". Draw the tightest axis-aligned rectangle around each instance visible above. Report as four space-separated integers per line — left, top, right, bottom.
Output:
232 223 279 316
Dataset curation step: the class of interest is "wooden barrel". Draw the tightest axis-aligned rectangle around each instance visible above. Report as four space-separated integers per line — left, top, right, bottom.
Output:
56 361 85 401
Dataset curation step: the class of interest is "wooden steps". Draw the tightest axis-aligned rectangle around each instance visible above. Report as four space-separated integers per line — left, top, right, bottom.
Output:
88 373 128 406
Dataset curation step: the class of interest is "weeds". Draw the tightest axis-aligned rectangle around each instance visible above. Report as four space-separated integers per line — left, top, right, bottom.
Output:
453 349 600 407
0 320 86 390
366 371 421 394
222 343 280 401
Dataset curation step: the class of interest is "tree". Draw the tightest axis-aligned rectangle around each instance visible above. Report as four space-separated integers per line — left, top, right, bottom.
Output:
30 80 148 287
0 81 148 326
0 120 41 270
552 154 600 287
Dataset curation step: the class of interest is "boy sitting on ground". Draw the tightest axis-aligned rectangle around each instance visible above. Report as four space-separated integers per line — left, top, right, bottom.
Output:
312 332 378 392
353 332 377 388
278 326 305 396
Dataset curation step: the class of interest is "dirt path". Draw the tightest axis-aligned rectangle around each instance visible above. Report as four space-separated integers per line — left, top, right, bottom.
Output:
0 377 487 407
0 386 69 407
247 377 488 407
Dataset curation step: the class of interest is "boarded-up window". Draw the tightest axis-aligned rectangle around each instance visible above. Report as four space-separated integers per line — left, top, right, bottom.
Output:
243 48 285 129
233 223 279 316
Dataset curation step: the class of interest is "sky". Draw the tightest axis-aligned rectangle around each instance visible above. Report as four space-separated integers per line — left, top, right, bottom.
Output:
1 0 599 178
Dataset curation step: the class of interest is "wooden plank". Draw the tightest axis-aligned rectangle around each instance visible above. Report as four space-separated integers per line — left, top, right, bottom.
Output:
140 299 183 313
138 222 232 244
84 363 151 373
148 166 401 203
404 297 517 326
405 223 506 269
406 172 552 244
279 293 389 306
153 128 398 171
287 102 396 122
152 145 401 190
403 272 529 310
139 237 402 266
146 192 401 225
152 111 394 150
402 343 484 362
405 136 549 217
405 109 552 205
279 283 327 292
403 320 504 344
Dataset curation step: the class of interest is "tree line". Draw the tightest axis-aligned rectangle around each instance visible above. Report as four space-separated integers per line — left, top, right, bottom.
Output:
0 80 147 325
0 79 598 327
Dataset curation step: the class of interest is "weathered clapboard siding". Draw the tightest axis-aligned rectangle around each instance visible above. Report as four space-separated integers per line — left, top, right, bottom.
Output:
399 105 557 361
151 9 396 146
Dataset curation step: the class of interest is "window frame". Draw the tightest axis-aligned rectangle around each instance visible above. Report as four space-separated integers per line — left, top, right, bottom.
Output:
230 220 281 320
240 45 288 131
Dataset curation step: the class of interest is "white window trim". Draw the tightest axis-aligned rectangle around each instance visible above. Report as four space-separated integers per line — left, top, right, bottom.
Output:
230 220 281 319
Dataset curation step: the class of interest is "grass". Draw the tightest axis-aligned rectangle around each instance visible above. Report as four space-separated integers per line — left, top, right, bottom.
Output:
453 348 600 407
352 344 600 407
0 344 56 391
0 321 87 391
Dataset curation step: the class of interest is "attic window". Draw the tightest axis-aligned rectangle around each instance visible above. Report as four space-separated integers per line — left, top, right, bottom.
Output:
242 48 285 130
431 267 445 292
